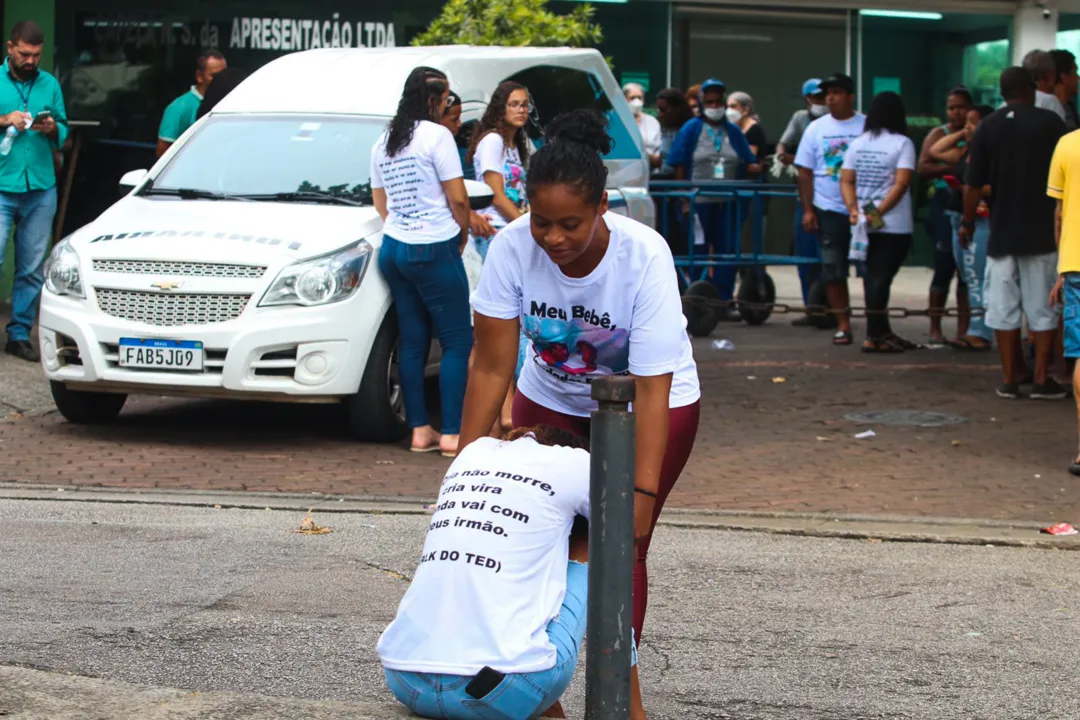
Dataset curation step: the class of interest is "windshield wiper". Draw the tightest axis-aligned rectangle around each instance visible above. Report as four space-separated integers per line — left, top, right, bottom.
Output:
141 187 242 201
236 191 363 207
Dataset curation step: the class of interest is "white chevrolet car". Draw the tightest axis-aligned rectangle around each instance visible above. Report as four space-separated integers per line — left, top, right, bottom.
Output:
39 46 652 441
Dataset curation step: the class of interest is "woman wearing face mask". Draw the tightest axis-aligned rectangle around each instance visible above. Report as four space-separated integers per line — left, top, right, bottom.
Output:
624 82 662 169
667 78 760 313
726 91 766 161
466 81 534 432
371 67 473 457
460 110 701 642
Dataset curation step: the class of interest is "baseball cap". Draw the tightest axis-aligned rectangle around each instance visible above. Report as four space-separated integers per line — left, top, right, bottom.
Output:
802 78 823 97
819 73 856 94
700 78 726 94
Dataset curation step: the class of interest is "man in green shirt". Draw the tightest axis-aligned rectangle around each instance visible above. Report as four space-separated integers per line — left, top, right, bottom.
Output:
156 49 226 158
0 20 67 362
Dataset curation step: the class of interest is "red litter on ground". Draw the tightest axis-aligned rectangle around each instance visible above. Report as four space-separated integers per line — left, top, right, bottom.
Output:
1040 522 1079 536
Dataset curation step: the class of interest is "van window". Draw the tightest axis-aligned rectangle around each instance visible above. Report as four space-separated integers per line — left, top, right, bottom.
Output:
503 66 641 162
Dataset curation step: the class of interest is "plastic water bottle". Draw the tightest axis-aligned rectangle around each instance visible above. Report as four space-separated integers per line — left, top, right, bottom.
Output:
0 125 17 156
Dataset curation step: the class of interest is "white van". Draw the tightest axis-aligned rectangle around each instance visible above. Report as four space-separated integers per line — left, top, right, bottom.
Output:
38 46 653 441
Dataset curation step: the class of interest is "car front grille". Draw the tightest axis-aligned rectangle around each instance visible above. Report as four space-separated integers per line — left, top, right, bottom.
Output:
95 289 251 327
92 259 267 279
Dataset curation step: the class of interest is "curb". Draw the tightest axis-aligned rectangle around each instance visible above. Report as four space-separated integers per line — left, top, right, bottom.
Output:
1 482 1077 551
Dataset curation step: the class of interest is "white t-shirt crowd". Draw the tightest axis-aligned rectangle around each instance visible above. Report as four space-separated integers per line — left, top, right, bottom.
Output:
377 435 591 674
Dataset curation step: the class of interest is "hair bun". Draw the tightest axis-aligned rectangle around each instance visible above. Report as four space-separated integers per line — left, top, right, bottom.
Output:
543 110 613 155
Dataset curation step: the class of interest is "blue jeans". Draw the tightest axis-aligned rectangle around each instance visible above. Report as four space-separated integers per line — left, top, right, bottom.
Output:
378 235 473 434
696 203 737 300
385 561 590 720
949 213 992 342
0 187 57 341
793 210 822 304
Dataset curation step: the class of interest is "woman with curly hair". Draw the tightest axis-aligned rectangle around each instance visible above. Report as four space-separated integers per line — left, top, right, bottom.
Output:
467 81 533 256
466 81 534 432
461 109 701 642
371 66 472 457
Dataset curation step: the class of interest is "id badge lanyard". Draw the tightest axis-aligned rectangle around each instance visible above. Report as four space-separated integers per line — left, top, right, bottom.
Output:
11 73 35 110
704 124 726 179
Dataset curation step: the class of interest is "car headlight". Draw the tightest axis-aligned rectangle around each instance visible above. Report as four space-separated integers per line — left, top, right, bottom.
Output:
259 240 373 307
43 237 85 298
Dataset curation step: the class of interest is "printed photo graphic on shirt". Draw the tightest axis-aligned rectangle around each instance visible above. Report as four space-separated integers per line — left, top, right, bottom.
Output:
504 158 526 209
823 137 852 181
522 302 630 385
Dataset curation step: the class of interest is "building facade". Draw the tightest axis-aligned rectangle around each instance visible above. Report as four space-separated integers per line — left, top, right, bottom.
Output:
0 0 1077 297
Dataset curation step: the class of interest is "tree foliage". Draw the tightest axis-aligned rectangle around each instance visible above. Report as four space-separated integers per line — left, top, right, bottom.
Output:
412 0 603 49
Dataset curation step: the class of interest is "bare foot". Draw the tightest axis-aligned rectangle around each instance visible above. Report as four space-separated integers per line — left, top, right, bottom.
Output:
410 426 440 452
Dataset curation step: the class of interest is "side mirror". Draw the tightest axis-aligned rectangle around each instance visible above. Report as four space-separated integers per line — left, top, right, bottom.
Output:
119 169 150 193
464 179 495 211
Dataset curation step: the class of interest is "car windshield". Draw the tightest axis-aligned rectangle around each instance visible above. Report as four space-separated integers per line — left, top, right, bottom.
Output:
150 115 385 205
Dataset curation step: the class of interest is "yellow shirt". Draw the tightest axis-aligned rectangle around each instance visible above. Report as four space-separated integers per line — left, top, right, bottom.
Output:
1047 129 1080 274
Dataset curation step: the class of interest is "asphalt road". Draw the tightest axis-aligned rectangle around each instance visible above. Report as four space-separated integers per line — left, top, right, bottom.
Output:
2 498 1079 719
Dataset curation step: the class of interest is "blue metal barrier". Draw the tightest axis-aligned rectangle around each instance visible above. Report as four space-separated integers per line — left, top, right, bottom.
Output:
649 179 821 334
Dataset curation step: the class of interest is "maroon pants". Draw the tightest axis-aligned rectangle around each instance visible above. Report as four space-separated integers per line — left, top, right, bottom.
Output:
511 392 700 640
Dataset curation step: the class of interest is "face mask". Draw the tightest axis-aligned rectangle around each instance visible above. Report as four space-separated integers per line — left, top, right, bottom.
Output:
809 103 828 118
703 107 725 122
628 98 644 115
725 108 743 124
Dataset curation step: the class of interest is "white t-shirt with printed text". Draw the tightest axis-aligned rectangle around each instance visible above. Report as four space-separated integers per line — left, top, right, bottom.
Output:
794 112 867 214
377 435 591 675
471 212 701 417
473 132 528 228
371 120 464 244
840 131 917 234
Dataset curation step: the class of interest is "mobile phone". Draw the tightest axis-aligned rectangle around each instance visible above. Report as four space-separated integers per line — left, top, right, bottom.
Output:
465 666 505 699
34 110 52 120
942 175 962 190
862 202 885 231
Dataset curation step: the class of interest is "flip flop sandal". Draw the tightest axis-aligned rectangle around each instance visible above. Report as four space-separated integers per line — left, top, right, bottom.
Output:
862 338 904 354
832 330 853 346
888 335 924 351
410 444 440 453
926 338 946 349
945 337 992 352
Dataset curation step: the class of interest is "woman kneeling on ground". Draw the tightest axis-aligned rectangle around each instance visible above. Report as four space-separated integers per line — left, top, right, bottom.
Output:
378 425 646 720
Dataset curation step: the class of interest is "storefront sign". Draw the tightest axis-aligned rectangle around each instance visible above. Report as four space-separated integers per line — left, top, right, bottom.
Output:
228 15 395 51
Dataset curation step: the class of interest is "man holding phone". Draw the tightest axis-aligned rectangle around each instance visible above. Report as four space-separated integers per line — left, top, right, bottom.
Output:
0 20 67 362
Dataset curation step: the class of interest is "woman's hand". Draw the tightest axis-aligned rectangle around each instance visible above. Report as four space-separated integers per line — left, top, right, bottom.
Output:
848 208 859 226
470 211 495 238
802 209 819 233
634 492 656 544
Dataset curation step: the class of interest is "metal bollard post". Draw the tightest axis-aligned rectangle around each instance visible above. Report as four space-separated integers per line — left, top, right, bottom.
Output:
585 376 636 720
